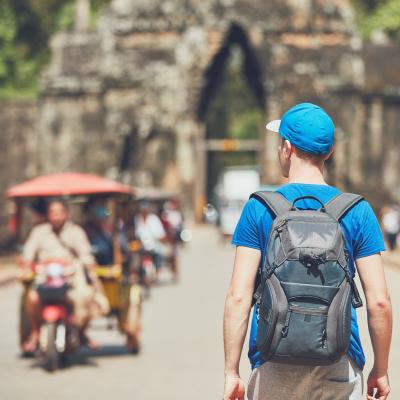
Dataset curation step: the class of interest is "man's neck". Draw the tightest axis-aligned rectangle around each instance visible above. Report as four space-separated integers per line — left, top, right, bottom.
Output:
52 221 67 235
288 162 327 185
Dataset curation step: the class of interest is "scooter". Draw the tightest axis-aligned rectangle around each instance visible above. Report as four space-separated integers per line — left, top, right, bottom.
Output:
36 260 78 372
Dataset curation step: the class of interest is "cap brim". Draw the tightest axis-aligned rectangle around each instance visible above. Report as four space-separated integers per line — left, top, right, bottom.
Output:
265 119 281 133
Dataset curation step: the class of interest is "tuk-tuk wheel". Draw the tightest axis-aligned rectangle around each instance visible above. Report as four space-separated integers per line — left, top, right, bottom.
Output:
126 333 140 355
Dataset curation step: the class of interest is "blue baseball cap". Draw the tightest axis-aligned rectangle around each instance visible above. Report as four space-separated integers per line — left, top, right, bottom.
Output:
265 102 335 155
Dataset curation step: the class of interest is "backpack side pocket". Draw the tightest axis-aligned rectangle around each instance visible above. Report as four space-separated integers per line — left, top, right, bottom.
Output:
256 274 288 358
256 280 277 355
326 279 352 361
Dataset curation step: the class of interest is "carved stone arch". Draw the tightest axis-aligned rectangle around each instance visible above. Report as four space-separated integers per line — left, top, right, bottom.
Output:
186 21 268 218
196 22 266 122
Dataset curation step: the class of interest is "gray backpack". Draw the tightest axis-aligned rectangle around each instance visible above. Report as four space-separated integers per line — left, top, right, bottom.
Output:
250 191 364 365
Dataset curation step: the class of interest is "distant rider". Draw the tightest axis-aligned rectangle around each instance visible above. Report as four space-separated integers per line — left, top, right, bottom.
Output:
135 200 167 277
160 199 183 280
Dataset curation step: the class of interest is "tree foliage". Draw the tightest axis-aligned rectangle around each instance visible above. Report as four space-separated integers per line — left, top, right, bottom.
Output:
0 0 109 99
353 0 400 40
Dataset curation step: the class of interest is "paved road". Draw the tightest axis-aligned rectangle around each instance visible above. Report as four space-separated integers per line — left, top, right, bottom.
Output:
0 226 398 399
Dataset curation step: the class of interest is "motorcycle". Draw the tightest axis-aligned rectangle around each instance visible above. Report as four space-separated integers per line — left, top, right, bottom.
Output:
141 250 157 285
35 260 78 372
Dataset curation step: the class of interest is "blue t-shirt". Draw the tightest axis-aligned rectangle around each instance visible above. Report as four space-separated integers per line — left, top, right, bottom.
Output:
231 183 385 370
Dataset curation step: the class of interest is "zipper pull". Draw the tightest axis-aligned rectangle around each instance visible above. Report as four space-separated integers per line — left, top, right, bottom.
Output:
281 310 292 337
321 328 327 348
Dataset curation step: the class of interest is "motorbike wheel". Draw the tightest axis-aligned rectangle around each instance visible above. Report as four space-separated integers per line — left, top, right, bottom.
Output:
124 285 142 355
44 323 59 372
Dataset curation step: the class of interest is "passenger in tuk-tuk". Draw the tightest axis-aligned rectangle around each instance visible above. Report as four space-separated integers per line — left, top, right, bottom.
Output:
85 200 141 353
84 200 130 267
85 204 114 266
21 200 110 353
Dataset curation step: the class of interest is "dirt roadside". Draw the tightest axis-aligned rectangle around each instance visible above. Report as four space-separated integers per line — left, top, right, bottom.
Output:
0 254 19 286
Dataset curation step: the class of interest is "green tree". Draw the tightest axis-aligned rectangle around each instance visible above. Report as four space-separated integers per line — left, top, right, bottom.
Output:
0 0 110 99
353 0 400 40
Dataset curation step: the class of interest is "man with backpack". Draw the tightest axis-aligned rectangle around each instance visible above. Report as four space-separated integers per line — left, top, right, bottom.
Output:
223 103 392 400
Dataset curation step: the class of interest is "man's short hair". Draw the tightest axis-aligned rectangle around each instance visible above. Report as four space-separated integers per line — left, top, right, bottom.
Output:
47 198 69 212
281 137 327 163
294 147 326 162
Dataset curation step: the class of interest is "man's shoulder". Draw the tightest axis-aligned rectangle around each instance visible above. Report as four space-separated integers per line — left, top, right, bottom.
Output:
64 221 86 235
29 222 52 235
243 196 273 221
343 196 375 221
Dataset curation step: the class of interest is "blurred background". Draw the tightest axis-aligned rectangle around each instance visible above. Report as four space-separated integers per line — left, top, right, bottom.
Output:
0 0 400 399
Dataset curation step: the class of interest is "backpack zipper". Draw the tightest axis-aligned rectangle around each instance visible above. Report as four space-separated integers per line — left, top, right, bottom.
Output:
322 328 327 348
337 284 351 351
289 305 328 315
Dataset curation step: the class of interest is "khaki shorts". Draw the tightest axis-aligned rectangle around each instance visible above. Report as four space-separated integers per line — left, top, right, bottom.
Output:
247 355 363 400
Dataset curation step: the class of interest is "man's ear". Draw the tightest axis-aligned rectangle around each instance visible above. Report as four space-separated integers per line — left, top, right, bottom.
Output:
283 140 293 158
323 146 334 161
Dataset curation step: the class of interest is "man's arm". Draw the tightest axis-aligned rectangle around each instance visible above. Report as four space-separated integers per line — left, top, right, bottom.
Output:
151 214 168 242
356 253 392 400
21 227 40 266
223 246 261 400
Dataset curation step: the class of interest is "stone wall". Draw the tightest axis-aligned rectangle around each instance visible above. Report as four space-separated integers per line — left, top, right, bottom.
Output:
0 101 38 242
1 0 400 228
37 0 361 213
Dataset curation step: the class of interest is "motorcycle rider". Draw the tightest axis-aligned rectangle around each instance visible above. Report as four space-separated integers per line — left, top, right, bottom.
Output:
160 199 183 281
21 200 109 353
135 200 167 279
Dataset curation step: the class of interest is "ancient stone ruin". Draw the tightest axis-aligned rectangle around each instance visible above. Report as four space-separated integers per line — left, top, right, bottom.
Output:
3 0 400 222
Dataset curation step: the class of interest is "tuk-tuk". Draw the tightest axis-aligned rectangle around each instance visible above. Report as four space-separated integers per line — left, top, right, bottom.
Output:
7 172 142 366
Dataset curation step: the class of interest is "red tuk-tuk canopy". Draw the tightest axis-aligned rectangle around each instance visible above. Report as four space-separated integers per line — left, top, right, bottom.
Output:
6 172 133 199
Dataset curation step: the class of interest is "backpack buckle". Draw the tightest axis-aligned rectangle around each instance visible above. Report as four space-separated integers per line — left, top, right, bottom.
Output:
349 278 363 308
266 266 275 279
299 250 326 267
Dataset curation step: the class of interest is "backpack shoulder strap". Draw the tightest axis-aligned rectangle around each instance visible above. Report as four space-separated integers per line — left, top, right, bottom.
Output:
249 191 292 218
324 192 364 221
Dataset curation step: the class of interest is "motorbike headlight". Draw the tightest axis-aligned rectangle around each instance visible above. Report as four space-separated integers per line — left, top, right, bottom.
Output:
47 263 63 278
180 229 192 242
